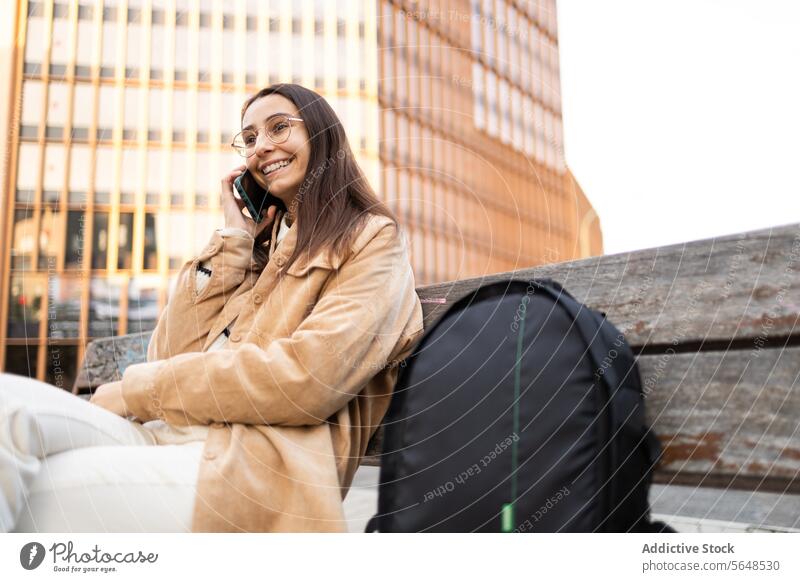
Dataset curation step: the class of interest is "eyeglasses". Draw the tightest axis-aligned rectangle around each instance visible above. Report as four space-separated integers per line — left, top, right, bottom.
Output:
231 114 305 157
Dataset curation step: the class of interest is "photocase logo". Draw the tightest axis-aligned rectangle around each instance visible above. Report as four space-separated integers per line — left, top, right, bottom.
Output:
19 542 46 570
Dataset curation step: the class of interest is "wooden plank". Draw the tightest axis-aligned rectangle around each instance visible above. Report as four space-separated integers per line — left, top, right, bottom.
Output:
416 223 800 347
365 346 800 494
643 346 800 493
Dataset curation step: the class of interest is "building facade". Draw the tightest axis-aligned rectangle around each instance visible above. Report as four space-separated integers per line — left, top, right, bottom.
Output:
0 0 601 387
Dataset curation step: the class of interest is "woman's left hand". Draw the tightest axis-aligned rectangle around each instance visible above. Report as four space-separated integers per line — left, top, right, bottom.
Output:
90 380 130 417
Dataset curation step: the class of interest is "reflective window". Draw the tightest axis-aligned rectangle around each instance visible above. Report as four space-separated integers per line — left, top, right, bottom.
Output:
143 213 158 270
43 144 66 192
168 210 191 267
126 21 141 76
196 25 212 81
11 208 35 270
101 20 117 74
7 275 46 338
65 210 85 269
51 17 70 69
69 144 91 192
174 22 189 78
120 149 139 196
146 148 163 194
25 11 46 67
91 211 109 269
5 345 39 378
94 146 114 194
127 275 161 334
117 212 134 269
88 276 122 337
123 87 140 138
48 277 83 339
97 85 116 135
46 81 69 131
45 345 79 388
171 149 187 193
21 80 44 131
72 83 94 134
76 19 93 71
17 143 41 191
38 207 60 269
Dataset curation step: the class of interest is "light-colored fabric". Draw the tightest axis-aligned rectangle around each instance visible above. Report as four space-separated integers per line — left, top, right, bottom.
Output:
276 213 290 245
120 209 424 532
14 442 204 533
0 373 180 531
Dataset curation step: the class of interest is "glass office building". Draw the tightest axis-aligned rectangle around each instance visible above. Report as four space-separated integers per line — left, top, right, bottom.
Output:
0 0 601 387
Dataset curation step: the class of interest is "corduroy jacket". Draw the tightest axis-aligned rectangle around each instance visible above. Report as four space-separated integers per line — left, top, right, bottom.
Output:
119 209 424 531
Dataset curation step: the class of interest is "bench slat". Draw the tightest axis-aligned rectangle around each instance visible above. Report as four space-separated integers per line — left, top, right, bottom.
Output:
416 223 800 347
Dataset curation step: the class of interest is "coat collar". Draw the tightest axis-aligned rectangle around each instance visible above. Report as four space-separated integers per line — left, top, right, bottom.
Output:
254 208 344 275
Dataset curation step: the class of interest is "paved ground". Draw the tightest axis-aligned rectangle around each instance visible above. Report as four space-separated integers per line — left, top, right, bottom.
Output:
342 466 800 533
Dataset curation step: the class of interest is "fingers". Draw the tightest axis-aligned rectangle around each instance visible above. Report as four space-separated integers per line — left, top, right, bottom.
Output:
222 165 247 199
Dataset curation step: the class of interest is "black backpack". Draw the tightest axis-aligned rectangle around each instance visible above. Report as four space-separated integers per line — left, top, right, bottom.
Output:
365 279 673 533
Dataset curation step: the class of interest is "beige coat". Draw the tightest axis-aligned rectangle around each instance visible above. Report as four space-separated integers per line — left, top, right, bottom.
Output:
120 209 424 532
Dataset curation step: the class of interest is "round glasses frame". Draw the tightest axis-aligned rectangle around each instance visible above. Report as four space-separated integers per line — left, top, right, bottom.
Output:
231 115 305 157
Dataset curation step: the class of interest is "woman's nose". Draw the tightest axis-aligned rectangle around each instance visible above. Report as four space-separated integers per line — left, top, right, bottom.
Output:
254 131 274 155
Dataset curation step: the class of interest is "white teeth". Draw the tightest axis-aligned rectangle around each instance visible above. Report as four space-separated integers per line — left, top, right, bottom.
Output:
263 158 292 175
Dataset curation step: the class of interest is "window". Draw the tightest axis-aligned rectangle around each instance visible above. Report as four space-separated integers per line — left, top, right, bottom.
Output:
21 80 43 139
97 85 116 135
91 212 109 269
117 212 134 269
94 146 114 194
48 276 83 338
68 144 91 192
151 21 167 79
128 274 161 333
142 214 158 270
25 11 46 67
11 208 35 270
124 87 140 139
101 20 117 74
45 345 79 388
5 345 39 378
65 210 85 268
7 275 46 338
46 81 69 131
72 83 94 134
88 276 121 337
43 144 66 192
120 149 139 203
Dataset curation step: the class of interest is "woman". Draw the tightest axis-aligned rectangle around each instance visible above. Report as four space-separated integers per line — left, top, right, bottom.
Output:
0 84 424 532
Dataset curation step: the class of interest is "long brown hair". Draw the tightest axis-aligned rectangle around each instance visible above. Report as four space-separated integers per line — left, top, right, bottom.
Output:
241 84 399 275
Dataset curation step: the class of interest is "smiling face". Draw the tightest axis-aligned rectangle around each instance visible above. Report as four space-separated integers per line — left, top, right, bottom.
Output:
241 94 311 215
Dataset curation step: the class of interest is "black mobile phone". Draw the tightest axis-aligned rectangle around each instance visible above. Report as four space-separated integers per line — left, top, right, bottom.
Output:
233 170 285 223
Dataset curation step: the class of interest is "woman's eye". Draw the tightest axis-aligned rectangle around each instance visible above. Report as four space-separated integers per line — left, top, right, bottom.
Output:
243 135 256 144
272 122 288 132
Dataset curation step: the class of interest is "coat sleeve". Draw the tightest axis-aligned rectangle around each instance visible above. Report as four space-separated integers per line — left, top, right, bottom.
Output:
121 222 421 427
145 229 254 360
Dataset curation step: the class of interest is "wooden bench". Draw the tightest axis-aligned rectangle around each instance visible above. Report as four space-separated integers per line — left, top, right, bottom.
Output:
74 223 800 495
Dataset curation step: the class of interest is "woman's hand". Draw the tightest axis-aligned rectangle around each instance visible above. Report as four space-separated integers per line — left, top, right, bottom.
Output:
89 380 130 418
221 165 278 238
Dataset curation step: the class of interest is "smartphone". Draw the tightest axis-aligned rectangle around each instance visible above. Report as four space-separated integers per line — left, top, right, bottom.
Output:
233 170 285 223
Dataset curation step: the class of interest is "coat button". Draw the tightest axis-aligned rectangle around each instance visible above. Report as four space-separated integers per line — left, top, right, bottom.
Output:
211 421 225 429
274 256 285 267
230 333 241 342
253 293 262 304
203 450 217 461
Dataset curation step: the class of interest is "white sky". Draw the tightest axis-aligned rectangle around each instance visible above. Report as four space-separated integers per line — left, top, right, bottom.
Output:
557 1 800 254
